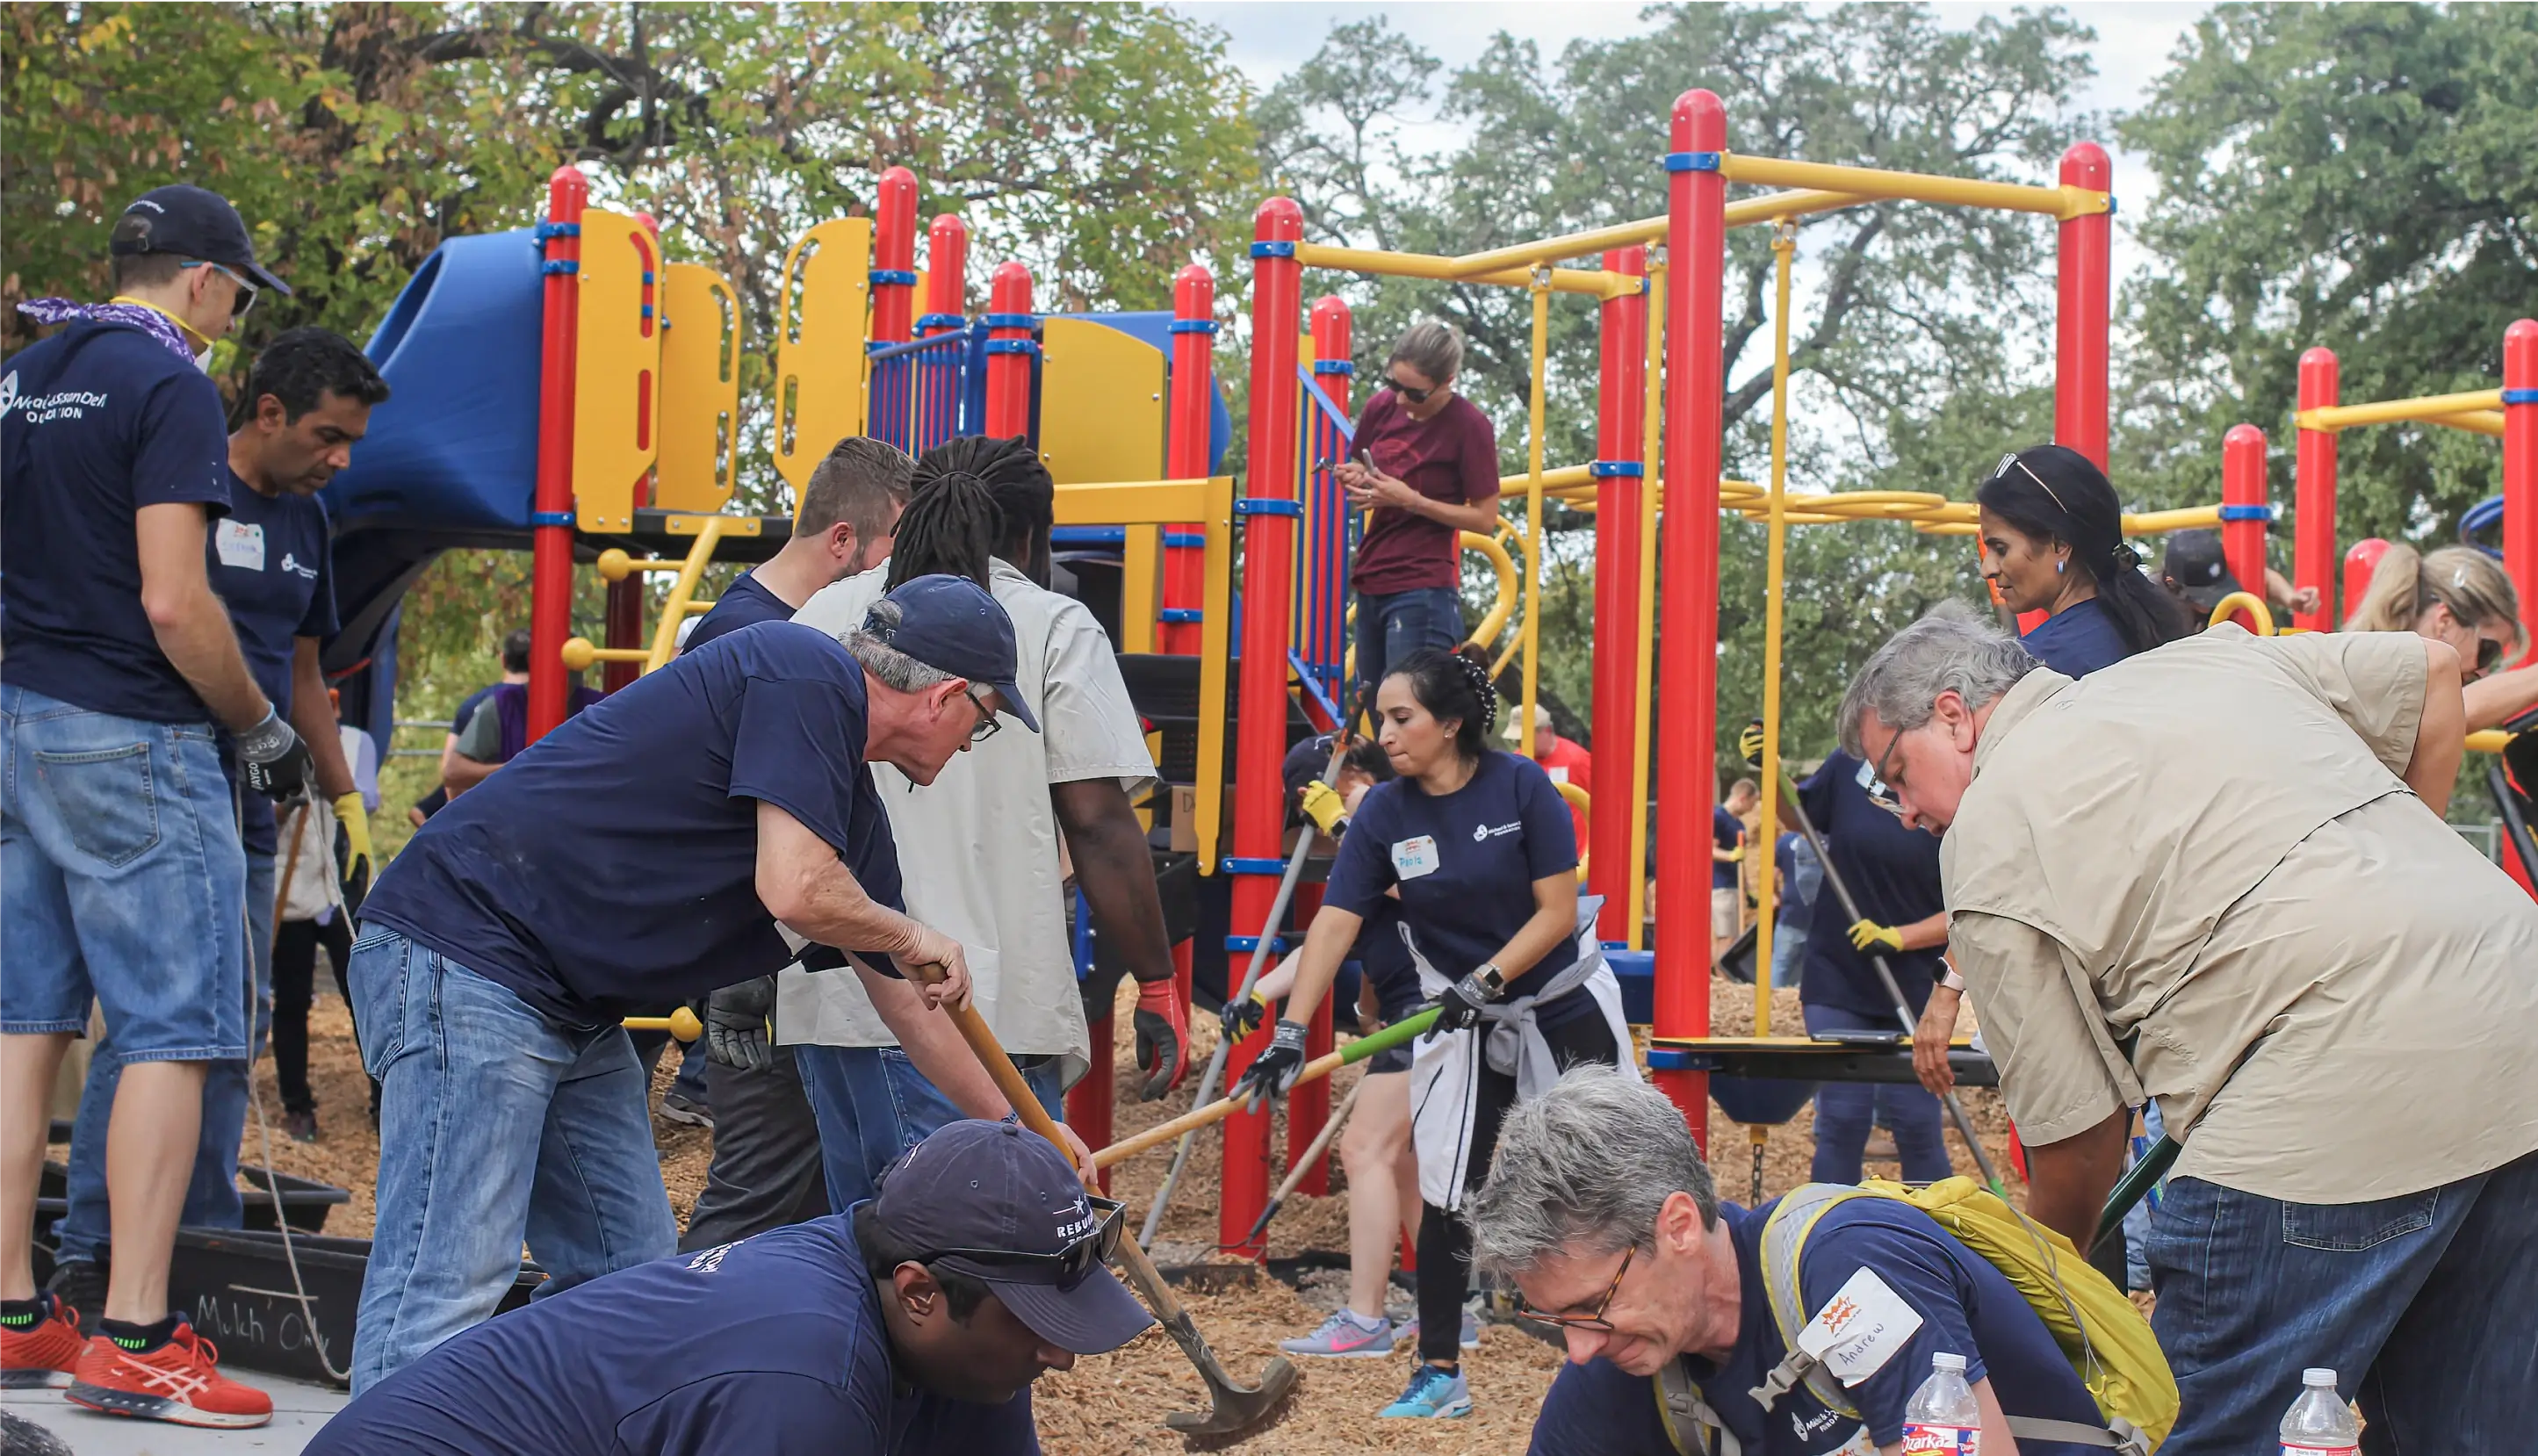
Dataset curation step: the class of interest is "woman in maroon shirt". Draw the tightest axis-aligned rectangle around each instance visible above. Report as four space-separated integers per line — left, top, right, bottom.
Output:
1337 322 1503 717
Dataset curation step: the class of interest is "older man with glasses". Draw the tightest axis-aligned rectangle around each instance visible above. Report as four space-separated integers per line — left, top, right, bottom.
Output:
1838 602 2538 1455
1469 1070 2109 1456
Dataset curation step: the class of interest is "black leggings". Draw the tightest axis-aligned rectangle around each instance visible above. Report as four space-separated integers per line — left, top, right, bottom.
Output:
270 915 361 1115
1415 1006 1620 1363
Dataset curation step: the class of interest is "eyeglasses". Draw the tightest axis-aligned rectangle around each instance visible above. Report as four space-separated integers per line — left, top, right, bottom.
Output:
1991 451 2068 516
1866 724 1907 818
1518 1244 1635 1332
182 260 259 319
963 687 1002 744
1387 373 1437 405
927 1196 1124 1284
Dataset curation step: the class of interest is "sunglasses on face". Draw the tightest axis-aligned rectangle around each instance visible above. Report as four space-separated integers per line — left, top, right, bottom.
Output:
1518 1244 1635 1332
1387 373 1437 405
927 1196 1125 1284
182 260 259 319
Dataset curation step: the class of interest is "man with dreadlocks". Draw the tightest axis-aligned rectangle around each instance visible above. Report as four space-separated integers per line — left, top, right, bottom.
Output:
761 435 1183 1210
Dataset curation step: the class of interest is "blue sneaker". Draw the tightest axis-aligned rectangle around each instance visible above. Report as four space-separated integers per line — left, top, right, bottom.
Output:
1379 1363 1471 1419
1391 1308 1482 1351
1279 1309 1395 1359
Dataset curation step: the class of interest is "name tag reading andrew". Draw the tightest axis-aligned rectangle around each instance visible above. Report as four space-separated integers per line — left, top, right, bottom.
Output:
1796 1266 1924 1386
1391 835 1440 880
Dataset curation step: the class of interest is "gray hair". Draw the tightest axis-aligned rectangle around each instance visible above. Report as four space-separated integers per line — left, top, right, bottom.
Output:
1467 1069 1718 1276
842 599 953 694
1388 320 1462 386
1835 601 2038 758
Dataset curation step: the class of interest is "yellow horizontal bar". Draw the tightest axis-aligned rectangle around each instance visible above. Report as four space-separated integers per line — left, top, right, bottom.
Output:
2432 411 2506 438
2467 730 2513 755
1292 242 1640 299
1560 487 2227 542
661 512 762 537
1434 191 1865 279
684 598 717 615
1723 189 1877 230
1051 477 1224 527
2297 388 2503 434
1718 154 2107 220
2119 505 2224 535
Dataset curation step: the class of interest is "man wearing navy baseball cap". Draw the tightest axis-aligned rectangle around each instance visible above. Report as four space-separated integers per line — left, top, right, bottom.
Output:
345 574 1095 1393
306 1118 1151 1454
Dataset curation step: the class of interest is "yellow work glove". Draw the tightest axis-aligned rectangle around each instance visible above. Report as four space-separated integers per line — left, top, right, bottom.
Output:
1720 843 1745 863
1738 718 1767 771
333 792 374 906
1848 919 1904 954
1299 778 1349 836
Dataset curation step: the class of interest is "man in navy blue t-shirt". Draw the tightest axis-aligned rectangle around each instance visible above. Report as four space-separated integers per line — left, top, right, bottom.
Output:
685 436 909 652
344 577 1052 1392
306 1118 1153 1456
1471 1074 2113 1456
51 328 389 1291
1 184 310 1424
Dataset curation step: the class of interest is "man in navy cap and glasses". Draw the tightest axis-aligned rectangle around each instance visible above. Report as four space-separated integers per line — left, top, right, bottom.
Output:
343 574 1094 1393
305 1117 1152 1454
2 184 300 1425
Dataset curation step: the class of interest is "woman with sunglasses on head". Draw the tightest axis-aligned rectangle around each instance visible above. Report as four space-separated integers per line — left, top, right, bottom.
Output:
1334 322 1503 718
1234 648 1633 1423
2345 543 2538 732
1976 443 2190 679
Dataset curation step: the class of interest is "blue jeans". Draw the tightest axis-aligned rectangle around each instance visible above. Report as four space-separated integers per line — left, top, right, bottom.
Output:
1768 921 1808 989
796 1044 1066 1213
347 926 675 1392
1352 587 1463 709
1803 1000 1949 1184
54 852 276 1264
0 683 247 1059
2147 1149 2538 1454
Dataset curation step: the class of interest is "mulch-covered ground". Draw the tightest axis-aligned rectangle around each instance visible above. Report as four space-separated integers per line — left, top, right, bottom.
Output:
250 964 2019 1452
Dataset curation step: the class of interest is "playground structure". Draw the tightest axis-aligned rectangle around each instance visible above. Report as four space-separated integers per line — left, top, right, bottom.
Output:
315 86 2537 1265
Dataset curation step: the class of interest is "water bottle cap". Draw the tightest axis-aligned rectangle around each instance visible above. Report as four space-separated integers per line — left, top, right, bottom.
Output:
1933 1352 1967 1373
2302 1367 2337 1387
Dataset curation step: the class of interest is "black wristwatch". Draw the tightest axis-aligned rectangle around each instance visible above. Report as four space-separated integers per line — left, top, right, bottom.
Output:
1473 962 1506 996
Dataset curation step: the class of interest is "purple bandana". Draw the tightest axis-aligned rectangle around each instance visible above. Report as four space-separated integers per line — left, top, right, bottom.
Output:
15 298 198 364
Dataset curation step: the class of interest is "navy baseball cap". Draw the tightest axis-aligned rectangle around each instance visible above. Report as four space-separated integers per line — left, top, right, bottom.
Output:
2159 529 2243 611
109 185 292 296
862 573 1040 732
873 1120 1152 1354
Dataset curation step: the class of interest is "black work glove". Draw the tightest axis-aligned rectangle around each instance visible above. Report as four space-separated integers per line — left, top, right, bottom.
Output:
1738 717 1767 772
1234 1019 1309 1113
1431 969 1503 1034
333 818 369 919
237 710 314 804
705 976 776 1072
1132 977 1190 1100
1220 991 1269 1044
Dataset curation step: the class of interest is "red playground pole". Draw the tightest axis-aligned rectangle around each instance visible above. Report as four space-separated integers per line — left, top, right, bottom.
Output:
2220 425 2268 630
873 168 916 343
529 166 588 744
1655 93 1727 1147
1163 265 1216 656
2055 143 2113 468
925 213 968 320
984 263 1033 438
1223 197 1304 1256
1590 245 1648 943
2504 319 2538 667
2294 348 2340 631
2343 539 2390 626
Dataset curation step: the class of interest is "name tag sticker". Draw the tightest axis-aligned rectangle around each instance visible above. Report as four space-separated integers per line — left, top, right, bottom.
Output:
216 520 265 572
1545 765 1569 785
1797 1266 1925 1387
1391 835 1440 880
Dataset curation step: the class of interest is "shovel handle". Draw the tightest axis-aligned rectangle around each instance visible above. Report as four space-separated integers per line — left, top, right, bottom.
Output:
1096 1005 1440 1169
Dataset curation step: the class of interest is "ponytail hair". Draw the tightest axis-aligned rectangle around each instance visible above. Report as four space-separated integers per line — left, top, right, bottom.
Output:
885 471 997 590
1383 647 1497 763
911 435 1056 586
2346 543 2528 656
1975 443 2188 657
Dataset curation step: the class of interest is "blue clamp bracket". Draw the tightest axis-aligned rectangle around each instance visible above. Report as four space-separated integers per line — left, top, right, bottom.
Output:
532 220 581 244
1160 608 1204 623
1251 240 1298 259
529 510 576 527
2217 504 2277 523
540 261 580 276
914 313 966 331
983 313 1036 330
1163 530 1207 548
984 340 1040 357
1662 151 1723 173
869 269 919 286
1313 360 1355 376
2505 388 2538 405
1644 1046 1700 1070
1590 460 1646 477
1222 857 1288 876
1235 498 1304 518
1226 934 1292 955
1169 319 1221 335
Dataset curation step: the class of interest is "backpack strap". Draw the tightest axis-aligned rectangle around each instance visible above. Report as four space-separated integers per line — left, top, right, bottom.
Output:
1653 1359 1741 1456
1748 1183 1872 1418
2003 1415 2131 1451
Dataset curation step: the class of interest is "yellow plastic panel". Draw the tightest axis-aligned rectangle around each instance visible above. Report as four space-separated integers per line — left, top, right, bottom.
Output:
653 263 742 515
572 209 664 533
1193 474 1236 874
1036 318 1164 485
771 217 873 499
1119 526 1158 653
1051 478 1213 526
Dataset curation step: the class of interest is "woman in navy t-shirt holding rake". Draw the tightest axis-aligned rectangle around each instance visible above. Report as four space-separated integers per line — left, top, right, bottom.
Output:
1237 649 1631 1424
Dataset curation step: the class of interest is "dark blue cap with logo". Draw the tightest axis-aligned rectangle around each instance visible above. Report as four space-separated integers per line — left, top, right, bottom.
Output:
110 184 291 296
873 1120 1151 1354
862 573 1040 732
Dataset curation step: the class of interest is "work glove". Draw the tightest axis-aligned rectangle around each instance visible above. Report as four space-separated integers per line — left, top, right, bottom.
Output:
704 976 777 1072
1431 968 1503 1034
1235 1019 1309 1113
1738 717 1767 771
1298 778 1350 837
1221 990 1269 1043
237 710 313 804
333 792 373 912
1848 919 1905 954
1132 977 1189 1100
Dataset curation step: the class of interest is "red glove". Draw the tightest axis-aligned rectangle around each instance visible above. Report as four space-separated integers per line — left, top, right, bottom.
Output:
1132 977 1189 1100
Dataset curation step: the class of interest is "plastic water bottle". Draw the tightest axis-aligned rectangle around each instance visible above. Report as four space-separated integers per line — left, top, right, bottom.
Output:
1900 1351 1982 1454
2279 1368 2360 1455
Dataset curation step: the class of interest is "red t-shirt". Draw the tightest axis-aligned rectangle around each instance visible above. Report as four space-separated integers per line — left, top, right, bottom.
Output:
1348 390 1500 595
1532 733 1593 842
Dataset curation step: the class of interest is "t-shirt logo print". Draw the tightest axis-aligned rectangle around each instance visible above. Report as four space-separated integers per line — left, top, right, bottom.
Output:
1472 820 1521 842
0 371 18 417
685 1241 740 1274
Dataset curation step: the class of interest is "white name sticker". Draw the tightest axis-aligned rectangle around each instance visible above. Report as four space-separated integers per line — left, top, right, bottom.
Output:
1796 1266 1926 1387
1391 834 1440 880
1545 765 1569 785
216 520 265 572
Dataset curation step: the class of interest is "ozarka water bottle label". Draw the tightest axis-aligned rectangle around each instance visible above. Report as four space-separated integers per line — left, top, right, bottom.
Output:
1900 1423 1979 1455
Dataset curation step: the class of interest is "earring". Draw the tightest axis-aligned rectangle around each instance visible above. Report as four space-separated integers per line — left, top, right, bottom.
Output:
2056 560 2066 574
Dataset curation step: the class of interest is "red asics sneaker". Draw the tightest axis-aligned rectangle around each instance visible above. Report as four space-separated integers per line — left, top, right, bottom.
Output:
65 1322 272 1428
0 1294 83 1388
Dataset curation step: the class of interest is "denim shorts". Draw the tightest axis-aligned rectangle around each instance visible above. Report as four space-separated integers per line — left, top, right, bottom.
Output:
1 683 249 1061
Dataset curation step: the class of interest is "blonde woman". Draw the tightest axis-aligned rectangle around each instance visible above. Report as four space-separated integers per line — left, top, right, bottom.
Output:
2347 544 2538 732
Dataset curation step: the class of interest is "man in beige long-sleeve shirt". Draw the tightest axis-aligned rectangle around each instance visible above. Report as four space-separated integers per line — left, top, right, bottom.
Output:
1836 605 2538 1456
